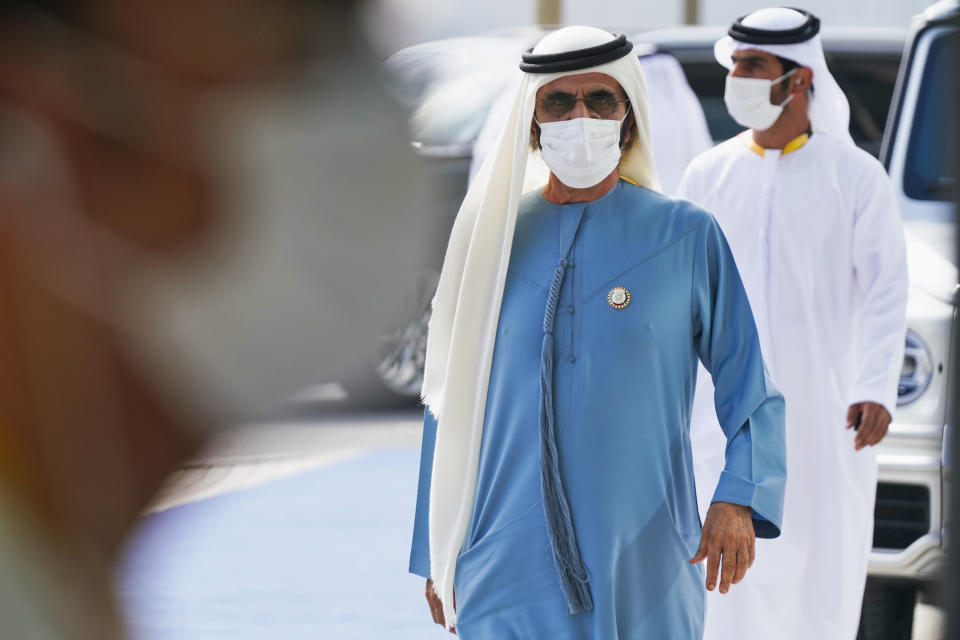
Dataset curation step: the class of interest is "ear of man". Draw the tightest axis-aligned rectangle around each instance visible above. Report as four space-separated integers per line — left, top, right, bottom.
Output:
620 110 635 149
794 67 813 93
774 66 812 106
784 67 813 102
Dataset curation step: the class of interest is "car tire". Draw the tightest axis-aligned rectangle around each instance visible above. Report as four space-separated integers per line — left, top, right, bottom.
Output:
339 271 438 408
856 578 916 640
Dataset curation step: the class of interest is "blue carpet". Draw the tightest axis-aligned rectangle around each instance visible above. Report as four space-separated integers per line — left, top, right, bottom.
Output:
117 446 450 640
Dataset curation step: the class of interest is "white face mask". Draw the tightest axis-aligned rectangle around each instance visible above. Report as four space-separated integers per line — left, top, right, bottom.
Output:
114 65 430 426
724 69 797 131
536 112 629 189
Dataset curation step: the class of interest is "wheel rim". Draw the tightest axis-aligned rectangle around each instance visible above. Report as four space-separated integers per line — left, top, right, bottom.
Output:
374 272 438 396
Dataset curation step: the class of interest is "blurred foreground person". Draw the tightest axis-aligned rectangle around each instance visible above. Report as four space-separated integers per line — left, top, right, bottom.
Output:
410 26 786 638
677 8 908 640
0 1 425 637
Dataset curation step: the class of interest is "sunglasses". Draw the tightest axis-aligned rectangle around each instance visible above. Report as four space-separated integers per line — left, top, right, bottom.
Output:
537 91 630 118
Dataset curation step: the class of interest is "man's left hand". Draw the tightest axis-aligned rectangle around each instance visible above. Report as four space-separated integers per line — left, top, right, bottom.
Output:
847 401 891 451
690 502 755 594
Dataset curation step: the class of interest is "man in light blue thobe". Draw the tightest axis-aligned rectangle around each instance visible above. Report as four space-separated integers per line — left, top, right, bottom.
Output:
411 27 787 639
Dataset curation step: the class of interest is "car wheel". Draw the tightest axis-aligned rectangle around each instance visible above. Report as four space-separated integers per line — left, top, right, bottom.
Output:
373 270 437 397
856 578 916 640
339 271 437 407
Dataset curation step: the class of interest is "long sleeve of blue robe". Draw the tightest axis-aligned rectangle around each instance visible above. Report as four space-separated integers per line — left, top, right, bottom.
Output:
409 410 436 578
691 216 786 537
409 181 785 639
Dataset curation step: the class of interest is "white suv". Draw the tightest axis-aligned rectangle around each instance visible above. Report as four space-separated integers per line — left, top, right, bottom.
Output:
859 2 958 638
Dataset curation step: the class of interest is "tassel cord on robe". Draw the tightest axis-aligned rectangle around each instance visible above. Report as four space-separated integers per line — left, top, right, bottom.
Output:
539 207 593 614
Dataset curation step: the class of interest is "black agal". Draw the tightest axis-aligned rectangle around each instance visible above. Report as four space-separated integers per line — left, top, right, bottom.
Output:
520 33 634 74
728 8 821 45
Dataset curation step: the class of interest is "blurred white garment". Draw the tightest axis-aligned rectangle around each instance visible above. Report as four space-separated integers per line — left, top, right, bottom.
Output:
469 51 711 194
638 52 714 192
677 129 908 640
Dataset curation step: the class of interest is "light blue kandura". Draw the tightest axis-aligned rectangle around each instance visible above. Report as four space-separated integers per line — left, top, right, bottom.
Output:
410 180 786 639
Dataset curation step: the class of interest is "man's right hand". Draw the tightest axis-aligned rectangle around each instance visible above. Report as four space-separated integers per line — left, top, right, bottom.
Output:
689 501 755 594
846 401 891 450
425 579 457 635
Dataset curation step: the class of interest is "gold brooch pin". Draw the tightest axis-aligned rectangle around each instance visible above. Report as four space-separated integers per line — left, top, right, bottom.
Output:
607 286 630 310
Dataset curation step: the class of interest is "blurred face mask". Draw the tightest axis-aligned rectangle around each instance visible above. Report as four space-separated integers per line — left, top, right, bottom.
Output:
536 112 629 189
4 11 430 430
724 68 797 131
116 77 430 426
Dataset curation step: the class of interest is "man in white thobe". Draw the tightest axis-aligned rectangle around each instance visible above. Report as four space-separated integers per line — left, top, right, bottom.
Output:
676 8 908 640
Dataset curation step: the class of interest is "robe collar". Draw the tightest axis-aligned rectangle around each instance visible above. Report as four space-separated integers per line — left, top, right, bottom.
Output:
739 128 812 158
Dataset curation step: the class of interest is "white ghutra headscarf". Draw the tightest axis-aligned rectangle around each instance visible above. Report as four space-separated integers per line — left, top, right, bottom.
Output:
420 25 661 627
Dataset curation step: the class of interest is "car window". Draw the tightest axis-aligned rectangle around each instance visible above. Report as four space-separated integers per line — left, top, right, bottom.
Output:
825 54 901 156
903 28 959 202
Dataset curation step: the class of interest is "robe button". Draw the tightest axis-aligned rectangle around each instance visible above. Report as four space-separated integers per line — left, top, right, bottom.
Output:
568 305 575 314
568 355 576 363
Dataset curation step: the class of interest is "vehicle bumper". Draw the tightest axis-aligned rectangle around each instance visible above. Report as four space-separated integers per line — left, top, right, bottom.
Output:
868 421 946 581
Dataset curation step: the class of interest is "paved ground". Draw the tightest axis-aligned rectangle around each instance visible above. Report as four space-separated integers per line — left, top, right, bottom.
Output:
115 409 946 639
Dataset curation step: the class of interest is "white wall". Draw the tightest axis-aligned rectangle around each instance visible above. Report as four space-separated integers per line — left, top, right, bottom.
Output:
564 2 683 30
363 0 538 55
365 0 938 55
696 0 934 28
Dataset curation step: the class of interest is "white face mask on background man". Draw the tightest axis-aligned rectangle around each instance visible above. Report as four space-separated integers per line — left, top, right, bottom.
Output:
724 68 797 131
536 111 630 189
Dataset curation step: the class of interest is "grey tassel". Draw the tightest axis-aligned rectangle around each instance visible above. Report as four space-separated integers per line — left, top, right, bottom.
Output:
539 257 593 614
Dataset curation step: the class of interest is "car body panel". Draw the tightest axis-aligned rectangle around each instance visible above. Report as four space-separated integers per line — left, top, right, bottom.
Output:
869 0 957 583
